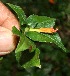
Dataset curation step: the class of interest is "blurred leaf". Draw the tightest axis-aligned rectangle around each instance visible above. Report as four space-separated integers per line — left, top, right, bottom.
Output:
66 4 70 14
26 32 66 52
26 15 56 28
0 57 3 61
7 3 26 25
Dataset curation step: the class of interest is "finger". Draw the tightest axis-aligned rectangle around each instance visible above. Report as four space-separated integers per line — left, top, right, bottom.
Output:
0 26 16 55
0 1 20 30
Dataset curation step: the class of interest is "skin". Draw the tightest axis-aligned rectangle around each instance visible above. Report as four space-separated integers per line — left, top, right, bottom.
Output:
0 1 20 55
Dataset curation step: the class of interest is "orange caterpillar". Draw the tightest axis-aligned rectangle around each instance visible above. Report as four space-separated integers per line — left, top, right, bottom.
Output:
29 28 58 33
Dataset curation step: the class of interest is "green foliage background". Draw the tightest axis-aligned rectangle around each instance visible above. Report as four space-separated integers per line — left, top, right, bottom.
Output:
0 0 70 76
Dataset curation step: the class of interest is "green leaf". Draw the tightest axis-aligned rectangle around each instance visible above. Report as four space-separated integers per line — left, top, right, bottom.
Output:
22 48 41 68
0 57 3 61
15 34 36 61
26 15 56 28
26 15 66 52
15 35 36 53
26 32 66 52
15 34 40 69
7 3 26 25
12 26 21 36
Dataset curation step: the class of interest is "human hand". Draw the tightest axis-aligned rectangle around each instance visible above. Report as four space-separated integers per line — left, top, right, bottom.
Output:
0 1 20 55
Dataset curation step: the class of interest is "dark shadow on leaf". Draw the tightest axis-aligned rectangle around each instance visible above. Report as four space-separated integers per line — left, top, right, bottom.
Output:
19 50 35 65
